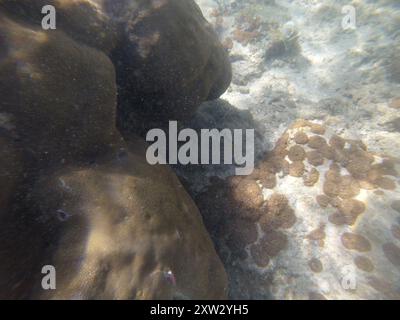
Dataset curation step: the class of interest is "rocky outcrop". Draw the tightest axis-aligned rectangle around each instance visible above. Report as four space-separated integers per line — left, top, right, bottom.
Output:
0 0 230 299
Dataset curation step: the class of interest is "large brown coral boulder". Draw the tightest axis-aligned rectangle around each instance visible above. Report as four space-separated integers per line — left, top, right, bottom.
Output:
0 12 119 166
0 138 228 300
0 4 228 299
113 0 232 135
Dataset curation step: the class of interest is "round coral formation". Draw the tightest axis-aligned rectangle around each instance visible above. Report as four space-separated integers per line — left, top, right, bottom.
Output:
294 132 309 145
288 145 306 162
232 178 264 211
328 212 348 226
308 258 323 273
308 135 327 149
329 135 345 150
258 229 288 258
354 256 375 273
341 233 372 252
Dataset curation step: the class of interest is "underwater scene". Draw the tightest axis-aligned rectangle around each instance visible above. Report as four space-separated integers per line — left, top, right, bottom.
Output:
0 0 399 300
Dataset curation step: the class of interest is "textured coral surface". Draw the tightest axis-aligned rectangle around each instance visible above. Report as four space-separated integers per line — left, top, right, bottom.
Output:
0 0 230 299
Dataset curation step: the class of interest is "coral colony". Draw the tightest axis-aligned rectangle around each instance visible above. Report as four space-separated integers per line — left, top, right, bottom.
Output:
197 120 400 299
